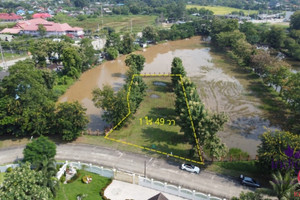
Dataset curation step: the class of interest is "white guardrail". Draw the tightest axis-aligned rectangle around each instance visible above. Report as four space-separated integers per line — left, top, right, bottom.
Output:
0 162 224 200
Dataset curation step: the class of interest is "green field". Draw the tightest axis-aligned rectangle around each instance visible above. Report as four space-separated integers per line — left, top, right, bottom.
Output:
55 170 111 200
186 5 258 15
53 14 157 33
108 77 194 159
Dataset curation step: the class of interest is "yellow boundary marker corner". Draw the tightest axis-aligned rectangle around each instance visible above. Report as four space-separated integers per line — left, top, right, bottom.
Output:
104 73 204 165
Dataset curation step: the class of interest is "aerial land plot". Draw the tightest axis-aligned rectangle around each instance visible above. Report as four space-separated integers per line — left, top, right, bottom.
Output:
106 76 202 163
186 5 258 15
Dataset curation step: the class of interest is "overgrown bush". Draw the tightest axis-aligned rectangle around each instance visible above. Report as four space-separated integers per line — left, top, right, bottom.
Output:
60 175 66 183
5 167 13 173
56 164 63 171
227 148 249 160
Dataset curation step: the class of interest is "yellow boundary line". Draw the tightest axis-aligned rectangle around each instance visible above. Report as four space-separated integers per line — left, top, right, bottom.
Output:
104 74 204 165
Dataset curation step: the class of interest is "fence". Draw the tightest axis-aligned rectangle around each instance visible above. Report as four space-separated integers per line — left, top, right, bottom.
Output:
0 164 19 172
138 176 223 200
1 162 224 200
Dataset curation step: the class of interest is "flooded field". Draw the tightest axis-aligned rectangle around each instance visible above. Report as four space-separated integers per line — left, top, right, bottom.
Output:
59 36 285 157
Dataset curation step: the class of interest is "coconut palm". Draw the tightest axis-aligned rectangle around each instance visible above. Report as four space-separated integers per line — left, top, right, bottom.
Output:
258 171 298 200
35 156 59 197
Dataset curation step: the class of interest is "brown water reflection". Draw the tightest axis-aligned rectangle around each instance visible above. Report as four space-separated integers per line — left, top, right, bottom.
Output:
59 36 281 157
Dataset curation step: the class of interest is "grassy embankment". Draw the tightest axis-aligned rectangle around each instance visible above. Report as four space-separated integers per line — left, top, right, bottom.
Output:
0 52 28 61
55 170 111 200
53 14 157 33
186 5 258 15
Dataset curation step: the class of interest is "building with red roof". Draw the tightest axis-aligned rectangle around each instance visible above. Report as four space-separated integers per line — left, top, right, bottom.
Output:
0 13 23 22
32 13 52 19
0 18 84 37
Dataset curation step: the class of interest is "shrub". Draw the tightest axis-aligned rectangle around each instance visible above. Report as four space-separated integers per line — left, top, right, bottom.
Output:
23 136 56 164
228 148 249 160
6 167 13 173
60 175 66 183
67 171 81 183
106 47 118 60
56 164 63 171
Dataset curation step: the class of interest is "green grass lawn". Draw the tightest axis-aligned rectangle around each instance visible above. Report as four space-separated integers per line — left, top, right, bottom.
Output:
108 77 194 159
53 14 157 33
55 170 111 200
186 5 258 15
0 172 5 185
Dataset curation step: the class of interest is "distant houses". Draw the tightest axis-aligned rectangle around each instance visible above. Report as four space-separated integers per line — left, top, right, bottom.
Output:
0 18 84 37
0 13 23 22
32 13 53 19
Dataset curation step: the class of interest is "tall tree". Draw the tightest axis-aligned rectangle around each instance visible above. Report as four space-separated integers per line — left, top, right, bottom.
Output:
61 46 83 78
125 54 146 72
0 162 53 199
142 26 158 43
267 26 286 49
93 86 128 127
55 102 89 141
23 136 56 164
171 57 186 86
120 33 136 54
80 38 96 69
258 171 298 200
257 130 300 172
38 24 47 37
0 60 55 136
290 11 300 30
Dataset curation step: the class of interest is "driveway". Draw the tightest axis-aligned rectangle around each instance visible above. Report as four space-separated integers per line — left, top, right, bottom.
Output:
0 143 251 199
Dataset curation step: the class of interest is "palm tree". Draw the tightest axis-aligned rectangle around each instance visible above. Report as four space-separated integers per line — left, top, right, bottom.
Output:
258 170 298 200
35 156 59 197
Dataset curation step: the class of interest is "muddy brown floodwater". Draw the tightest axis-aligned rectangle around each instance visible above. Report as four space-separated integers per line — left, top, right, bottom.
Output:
59 36 282 157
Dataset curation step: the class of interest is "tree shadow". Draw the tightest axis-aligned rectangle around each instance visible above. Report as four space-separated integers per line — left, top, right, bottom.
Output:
146 107 177 121
142 127 186 146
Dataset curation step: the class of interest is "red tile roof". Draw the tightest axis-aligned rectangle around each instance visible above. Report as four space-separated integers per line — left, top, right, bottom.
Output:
0 18 83 34
32 13 52 19
0 28 21 34
0 13 23 20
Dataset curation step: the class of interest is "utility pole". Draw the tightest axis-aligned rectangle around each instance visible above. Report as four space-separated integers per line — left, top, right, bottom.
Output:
130 19 132 34
0 40 7 71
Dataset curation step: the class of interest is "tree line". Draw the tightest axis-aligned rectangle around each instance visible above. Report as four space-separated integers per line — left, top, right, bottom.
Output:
209 17 300 133
171 57 228 160
0 39 93 141
92 54 147 128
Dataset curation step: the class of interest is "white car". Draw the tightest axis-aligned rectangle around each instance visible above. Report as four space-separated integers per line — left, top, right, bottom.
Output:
181 164 200 174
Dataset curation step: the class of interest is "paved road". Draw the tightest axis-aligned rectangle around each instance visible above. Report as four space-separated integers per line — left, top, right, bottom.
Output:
0 56 30 70
0 144 252 199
